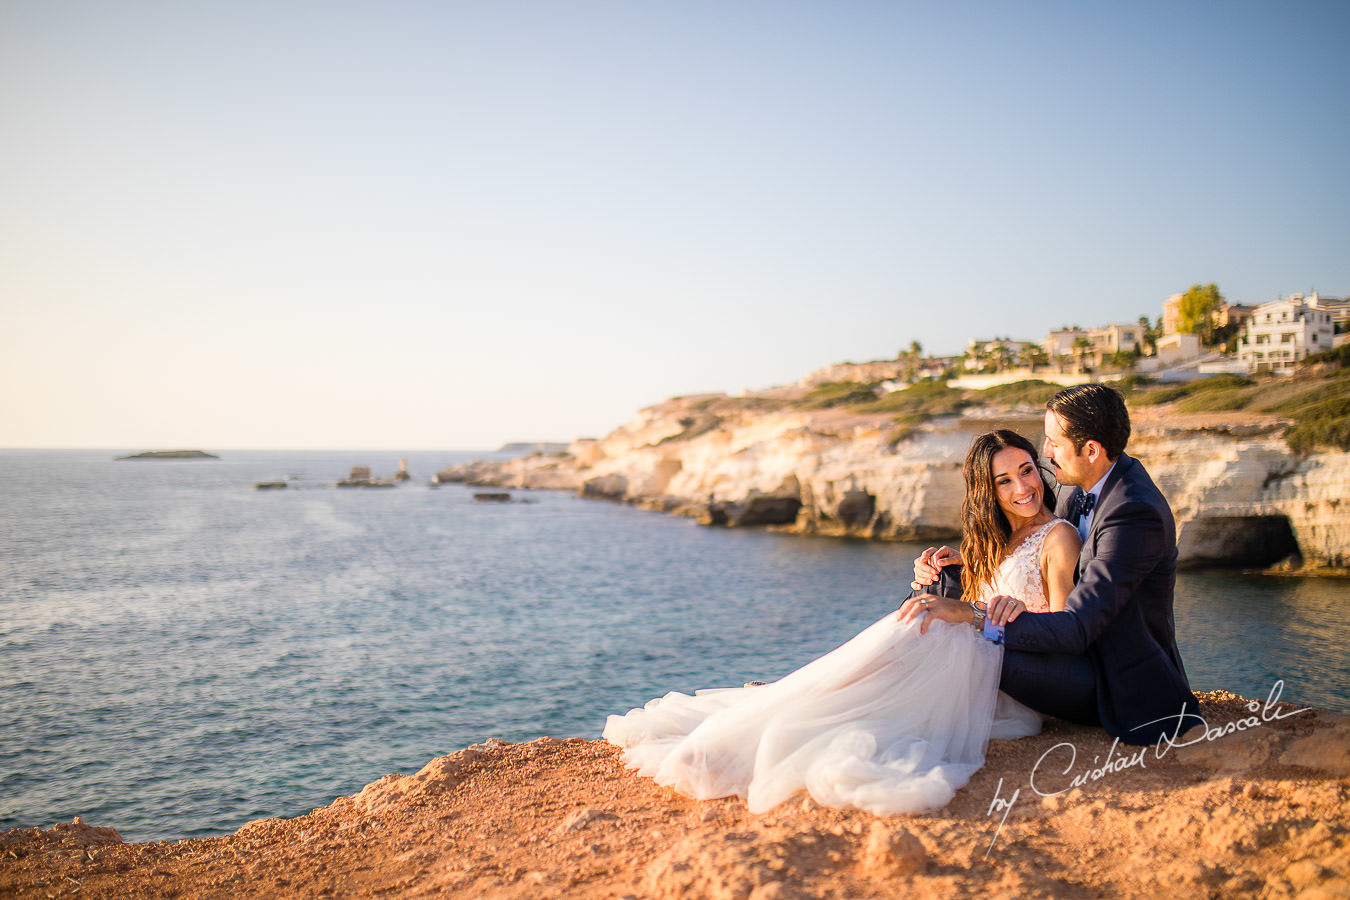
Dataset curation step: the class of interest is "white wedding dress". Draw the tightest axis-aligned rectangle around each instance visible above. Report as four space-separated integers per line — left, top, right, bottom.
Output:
603 519 1066 816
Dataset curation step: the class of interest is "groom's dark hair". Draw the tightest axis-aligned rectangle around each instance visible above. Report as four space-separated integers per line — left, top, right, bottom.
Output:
1047 383 1131 460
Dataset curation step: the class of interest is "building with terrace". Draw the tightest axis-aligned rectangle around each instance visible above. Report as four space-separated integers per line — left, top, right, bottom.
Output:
1236 295 1336 373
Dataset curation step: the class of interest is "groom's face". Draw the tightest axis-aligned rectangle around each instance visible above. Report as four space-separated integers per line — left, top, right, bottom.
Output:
1042 410 1092 488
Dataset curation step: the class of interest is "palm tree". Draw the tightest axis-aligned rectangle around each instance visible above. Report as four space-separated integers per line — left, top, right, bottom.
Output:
1019 343 1049 374
1072 336 1095 373
1137 316 1157 357
897 340 924 381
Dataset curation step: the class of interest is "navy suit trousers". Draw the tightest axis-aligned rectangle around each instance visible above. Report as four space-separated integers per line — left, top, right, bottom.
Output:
1000 649 1100 726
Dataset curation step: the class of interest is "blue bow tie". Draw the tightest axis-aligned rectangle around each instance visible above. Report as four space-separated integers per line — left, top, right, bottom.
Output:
1071 491 1097 522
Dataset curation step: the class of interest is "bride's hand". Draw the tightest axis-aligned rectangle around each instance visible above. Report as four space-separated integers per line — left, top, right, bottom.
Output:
986 595 1026 626
898 593 973 634
910 546 961 590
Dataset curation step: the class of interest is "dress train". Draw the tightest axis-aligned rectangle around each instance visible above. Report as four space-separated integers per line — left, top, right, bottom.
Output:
603 519 1064 815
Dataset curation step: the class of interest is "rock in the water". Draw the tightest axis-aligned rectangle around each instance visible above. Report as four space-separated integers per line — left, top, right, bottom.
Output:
581 474 629 500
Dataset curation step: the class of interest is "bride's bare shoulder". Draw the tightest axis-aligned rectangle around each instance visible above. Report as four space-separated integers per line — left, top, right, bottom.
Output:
1043 520 1082 557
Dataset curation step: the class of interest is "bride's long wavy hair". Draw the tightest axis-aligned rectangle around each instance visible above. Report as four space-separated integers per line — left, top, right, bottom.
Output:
960 429 1057 603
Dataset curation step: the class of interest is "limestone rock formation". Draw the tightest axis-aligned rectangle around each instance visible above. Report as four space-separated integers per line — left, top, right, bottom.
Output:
436 393 1350 570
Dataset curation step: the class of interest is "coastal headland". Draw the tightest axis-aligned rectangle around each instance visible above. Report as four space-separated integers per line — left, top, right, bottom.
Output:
3 691 1348 898
438 369 1350 572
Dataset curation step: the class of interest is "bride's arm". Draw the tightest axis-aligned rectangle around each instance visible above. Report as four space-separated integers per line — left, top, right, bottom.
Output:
1041 522 1082 613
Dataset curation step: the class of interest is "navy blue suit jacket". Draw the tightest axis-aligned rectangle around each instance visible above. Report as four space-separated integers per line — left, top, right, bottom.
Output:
1003 452 1200 744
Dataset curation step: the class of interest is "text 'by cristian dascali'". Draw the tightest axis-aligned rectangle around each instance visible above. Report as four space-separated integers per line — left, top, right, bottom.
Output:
982 680 1310 857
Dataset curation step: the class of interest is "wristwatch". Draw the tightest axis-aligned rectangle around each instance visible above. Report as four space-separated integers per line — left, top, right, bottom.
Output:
968 600 987 632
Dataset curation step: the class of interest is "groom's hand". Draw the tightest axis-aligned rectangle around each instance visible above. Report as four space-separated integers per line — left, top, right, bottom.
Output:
986 595 1027 626
911 546 961 590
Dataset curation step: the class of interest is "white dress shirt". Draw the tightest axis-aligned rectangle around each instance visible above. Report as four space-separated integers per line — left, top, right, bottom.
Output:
1078 461 1117 542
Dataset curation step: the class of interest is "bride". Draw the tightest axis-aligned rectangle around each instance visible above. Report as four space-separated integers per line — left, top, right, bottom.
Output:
602 429 1081 815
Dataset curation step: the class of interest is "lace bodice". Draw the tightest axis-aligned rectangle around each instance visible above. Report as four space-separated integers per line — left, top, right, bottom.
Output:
976 518 1065 612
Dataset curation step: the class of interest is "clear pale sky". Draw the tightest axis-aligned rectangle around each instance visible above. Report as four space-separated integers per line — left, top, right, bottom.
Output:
2 1 1347 450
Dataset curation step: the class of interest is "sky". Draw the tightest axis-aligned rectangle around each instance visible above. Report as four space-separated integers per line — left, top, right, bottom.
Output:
2 1 1347 450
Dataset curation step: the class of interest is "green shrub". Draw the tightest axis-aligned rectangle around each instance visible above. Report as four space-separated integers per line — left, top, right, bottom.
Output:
1256 374 1350 415
800 381 878 409
1197 373 1255 390
728 395 791 414
1175 392 1252 413
1298 344 1350 370
657 414 723 444
1285 397 1350 453
1134 374 1258 410
1115 374 1156 394
975 379 1063 407
1134 384 1193 405
684 395 722 412
851 381 968 418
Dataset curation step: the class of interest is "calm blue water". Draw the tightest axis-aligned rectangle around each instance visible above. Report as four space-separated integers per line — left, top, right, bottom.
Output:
1 450 1346 842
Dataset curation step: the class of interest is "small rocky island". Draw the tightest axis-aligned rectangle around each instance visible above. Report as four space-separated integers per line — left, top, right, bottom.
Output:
115 450 219 460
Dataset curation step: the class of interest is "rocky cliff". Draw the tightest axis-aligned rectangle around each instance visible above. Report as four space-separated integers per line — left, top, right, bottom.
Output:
443 389 1350 571
4 693 1349 898
1133 422 1350 570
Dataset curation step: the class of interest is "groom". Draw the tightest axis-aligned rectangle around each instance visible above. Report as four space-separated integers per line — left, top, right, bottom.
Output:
908 383 1200 746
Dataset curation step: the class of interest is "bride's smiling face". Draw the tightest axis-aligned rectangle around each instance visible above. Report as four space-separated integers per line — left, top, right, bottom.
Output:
992 447 1045 525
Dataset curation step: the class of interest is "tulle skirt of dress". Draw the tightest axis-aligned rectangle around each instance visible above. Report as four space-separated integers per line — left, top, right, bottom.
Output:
602 614 1042 816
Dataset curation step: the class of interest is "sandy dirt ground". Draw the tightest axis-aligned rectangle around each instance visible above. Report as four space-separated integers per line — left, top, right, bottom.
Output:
3 691 1349 899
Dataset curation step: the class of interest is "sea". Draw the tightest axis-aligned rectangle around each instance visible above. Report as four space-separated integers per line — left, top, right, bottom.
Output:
2 449 1347 842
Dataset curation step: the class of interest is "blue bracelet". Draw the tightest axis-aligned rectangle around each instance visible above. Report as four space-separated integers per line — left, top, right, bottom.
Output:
969 601 1005 644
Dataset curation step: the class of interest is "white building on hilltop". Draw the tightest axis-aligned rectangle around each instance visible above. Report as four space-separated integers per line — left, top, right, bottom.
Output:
1237 295 1336 373
1041 323 1145 371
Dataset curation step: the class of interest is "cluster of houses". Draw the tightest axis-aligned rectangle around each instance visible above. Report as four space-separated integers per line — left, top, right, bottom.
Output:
798 290 1347 391
959 291 1348 385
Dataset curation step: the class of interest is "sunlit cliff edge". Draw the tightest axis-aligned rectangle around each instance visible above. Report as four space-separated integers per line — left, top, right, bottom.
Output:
439 376 1350 572
4 693 1349 898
